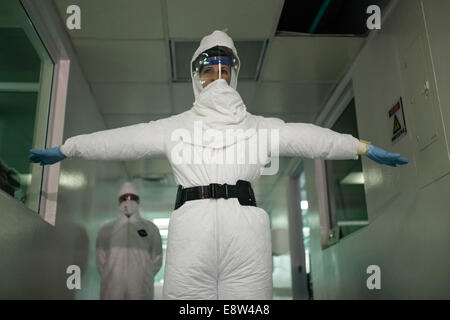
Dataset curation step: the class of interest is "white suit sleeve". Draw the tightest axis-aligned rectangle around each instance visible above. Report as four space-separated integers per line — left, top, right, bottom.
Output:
262 117 360 160
150 223 163 276
61 119 167 160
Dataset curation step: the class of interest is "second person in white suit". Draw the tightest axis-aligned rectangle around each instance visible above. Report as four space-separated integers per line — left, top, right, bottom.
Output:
96 182 163 299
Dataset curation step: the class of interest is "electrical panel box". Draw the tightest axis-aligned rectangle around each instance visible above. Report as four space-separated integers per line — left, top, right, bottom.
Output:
402 35 437 150
400 34 450 188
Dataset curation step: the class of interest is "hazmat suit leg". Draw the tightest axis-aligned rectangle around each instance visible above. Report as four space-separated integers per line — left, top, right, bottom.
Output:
163 200 220 300
163 198 273 300
216 201 273 300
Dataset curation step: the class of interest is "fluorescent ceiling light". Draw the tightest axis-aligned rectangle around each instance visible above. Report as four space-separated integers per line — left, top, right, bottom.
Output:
300 200 309 210
340 172 365 185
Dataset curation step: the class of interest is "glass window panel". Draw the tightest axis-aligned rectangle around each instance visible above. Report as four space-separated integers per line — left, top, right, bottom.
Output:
299 169 314 299
325 99 369 239
0 0 54 212
0 28 41 82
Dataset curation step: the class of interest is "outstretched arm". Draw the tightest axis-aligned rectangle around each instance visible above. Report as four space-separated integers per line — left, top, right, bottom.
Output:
29 119 167 165
263 117 360 159
262 117 408 166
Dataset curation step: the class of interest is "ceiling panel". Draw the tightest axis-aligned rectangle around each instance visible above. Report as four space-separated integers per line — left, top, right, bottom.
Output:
167 0 282 39
73 39 169 82
53 0 164 39
103 114 171 129
91 83 172 115
251 81 334 114
261 36 364 81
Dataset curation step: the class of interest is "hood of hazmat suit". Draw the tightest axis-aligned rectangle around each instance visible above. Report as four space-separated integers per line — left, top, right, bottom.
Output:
96 182 163 300
182 30 259 148
62 29 361 300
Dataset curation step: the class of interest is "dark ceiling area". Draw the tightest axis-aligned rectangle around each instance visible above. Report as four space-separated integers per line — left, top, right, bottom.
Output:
277 0 391 36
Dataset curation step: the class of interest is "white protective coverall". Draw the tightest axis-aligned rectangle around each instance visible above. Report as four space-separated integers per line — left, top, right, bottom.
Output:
62 30 361 299
96 182 163 299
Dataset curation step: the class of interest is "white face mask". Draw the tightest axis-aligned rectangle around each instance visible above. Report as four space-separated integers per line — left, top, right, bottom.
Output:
193 79 247 126
119 200 139 217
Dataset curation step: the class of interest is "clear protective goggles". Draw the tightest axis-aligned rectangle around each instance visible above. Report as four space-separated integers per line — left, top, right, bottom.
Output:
192 46 239 89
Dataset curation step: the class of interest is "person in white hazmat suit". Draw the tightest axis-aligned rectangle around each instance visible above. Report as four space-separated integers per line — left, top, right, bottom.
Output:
96 182 163 300
29 30 408 299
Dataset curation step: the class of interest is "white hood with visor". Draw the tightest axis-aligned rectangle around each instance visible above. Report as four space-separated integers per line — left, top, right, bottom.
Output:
185 30 259 148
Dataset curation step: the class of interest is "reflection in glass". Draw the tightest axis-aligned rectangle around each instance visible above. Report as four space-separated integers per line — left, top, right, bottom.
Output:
0 0 54 212
299 170 314 299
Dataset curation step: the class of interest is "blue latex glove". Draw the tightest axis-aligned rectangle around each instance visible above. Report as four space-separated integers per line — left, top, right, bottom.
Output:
29 146 66 166
366 145 408 167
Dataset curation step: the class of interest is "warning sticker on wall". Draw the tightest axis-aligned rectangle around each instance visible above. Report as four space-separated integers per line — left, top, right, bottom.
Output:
389 98 407 143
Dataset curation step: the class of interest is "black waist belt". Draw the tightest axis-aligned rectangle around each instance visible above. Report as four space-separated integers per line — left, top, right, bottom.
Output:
174 180 257 210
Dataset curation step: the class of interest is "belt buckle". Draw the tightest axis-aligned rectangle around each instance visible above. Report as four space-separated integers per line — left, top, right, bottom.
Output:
210 183 220 199
200 186 205 199
223 183 229 199
236 180 256 207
